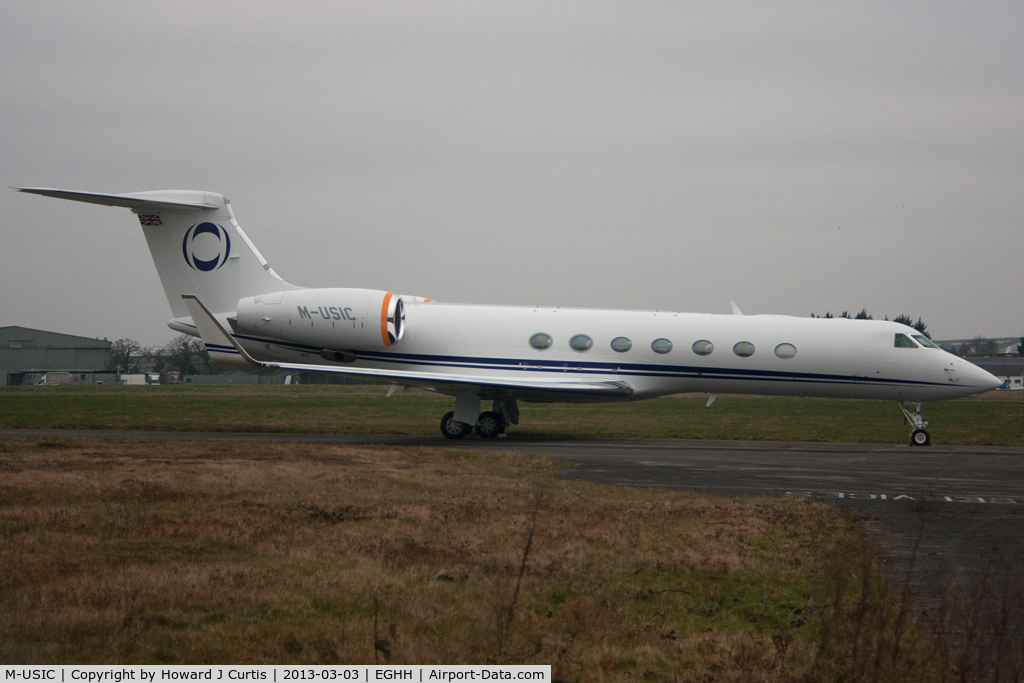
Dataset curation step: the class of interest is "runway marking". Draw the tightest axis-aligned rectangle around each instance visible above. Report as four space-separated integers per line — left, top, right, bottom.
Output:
785 491 1020 504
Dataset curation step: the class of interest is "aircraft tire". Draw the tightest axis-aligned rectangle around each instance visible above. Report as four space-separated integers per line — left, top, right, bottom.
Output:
474 411 505 438
440 411 473 439
910 428 931 447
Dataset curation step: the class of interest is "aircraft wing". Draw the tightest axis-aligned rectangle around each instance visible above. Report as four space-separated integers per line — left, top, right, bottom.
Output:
181 296 633 397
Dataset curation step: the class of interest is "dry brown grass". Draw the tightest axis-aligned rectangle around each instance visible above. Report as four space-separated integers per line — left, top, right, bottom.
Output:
0 437 950 680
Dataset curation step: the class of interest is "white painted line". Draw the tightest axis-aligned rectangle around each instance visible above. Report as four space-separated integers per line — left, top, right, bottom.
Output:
785 491 1020 503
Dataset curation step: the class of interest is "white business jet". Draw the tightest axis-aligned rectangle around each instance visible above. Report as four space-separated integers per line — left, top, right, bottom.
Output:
16 188 1001 445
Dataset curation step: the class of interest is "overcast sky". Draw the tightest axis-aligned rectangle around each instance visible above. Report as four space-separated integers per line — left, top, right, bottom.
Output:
2 1 1022 346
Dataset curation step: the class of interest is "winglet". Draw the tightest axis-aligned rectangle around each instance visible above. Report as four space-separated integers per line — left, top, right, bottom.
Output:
181 295 267 368
730 301 743 316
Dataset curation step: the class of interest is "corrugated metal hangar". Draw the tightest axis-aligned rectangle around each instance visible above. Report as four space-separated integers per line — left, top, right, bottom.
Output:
0 326 115 386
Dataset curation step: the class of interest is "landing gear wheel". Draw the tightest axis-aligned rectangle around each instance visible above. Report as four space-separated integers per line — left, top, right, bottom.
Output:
899 402 931 447
474 411 505 438
440 411 473 439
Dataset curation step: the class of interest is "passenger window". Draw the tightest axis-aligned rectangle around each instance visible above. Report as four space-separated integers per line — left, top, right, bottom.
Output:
651 338 673 354
894 333 918 348
733 341 755 357
774 343 797 359
692 340 714 356
913 335 939 349
529 333 553 350
610 337 632 353
569 334 593 352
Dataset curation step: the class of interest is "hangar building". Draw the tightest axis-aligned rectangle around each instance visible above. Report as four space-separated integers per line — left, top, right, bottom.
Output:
0 326 115 386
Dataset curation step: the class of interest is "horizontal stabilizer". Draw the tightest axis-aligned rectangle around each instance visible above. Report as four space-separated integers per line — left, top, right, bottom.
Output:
15 187 218 211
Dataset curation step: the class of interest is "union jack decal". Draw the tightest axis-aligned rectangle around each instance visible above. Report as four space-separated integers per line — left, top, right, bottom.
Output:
138 214 162 226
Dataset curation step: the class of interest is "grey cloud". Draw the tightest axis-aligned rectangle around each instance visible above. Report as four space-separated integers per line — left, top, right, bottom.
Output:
1 1 1022 345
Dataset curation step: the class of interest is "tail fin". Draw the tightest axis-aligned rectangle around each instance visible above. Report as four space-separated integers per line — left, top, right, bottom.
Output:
16 188 300 323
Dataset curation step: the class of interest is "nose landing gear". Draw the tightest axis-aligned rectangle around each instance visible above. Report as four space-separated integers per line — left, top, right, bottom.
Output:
898 402 930 446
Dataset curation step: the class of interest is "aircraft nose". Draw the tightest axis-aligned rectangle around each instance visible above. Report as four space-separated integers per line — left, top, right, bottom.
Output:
968 362 1003 393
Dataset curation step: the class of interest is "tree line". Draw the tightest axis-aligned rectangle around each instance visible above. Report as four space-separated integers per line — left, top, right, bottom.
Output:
951 335 1024 356
810 309 931 338
809 311 1024 356
109 336 213 376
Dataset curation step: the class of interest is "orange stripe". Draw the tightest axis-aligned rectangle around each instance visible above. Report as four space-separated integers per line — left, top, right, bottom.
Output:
424 298 432 303
380 292 393 346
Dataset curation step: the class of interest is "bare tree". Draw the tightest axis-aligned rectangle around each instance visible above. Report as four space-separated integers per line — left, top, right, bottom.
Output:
109 338 142 373
139 336 211 379
162 335 211 376
141 345 169 375
962 336 998 356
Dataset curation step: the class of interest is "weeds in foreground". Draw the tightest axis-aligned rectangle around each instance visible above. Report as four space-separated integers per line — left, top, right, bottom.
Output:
939 557 1024 682
810 506 1024 683
497 487 545 660
1 437 1019 680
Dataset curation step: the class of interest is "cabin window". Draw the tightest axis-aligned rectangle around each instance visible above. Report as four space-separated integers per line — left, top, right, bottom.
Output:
733 341 755 357
913 335 940 349
692 340 714 356
610 337 632 353
569 334 593 352
651 338 673 354
894 333 918 348
774 343 797 359
529 333 553 350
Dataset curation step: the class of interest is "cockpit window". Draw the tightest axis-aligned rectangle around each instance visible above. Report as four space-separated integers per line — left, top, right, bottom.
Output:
894 333 918 348
913 335 940 349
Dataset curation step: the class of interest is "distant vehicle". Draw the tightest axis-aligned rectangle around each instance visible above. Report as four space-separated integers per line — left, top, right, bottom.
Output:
119 373 159 386
996 376 1023 391
17 187 1002 445
36 371 72 386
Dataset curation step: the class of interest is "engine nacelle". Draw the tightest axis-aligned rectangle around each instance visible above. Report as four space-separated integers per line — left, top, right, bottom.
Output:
234 288 405 351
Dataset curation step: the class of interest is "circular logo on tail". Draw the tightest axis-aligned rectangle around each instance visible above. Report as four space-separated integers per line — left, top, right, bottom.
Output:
182 223 231 271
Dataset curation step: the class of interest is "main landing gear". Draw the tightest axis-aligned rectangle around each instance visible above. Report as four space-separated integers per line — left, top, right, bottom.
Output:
440 399 519 439
898 401 930 446
440 411 506 439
